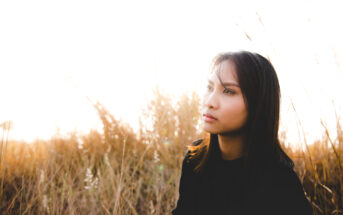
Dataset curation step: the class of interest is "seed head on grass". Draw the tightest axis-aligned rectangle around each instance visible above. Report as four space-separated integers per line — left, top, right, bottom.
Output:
84 167 98 191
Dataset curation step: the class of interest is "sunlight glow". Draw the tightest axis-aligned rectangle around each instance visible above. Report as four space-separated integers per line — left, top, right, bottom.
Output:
1 0 342 146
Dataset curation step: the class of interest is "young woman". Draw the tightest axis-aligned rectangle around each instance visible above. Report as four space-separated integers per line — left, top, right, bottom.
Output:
172 51 313 215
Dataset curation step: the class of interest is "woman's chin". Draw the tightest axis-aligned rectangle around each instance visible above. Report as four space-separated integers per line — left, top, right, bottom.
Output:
202 124 220 134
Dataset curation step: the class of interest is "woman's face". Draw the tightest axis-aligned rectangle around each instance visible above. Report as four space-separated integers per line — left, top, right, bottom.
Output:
202 60 248 134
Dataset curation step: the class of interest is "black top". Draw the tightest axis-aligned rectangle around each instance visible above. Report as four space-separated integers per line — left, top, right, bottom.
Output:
172 139 313 215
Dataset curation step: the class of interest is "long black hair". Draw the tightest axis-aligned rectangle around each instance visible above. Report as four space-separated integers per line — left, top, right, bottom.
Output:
188 50 294 186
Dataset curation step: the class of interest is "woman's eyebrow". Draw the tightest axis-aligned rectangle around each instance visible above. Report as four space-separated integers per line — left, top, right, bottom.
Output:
207 79 240 87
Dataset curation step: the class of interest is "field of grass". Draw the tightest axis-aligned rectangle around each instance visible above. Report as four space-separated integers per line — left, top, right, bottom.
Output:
0 89 342 214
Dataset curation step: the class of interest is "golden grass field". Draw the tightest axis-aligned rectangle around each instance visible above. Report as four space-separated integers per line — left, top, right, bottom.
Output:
0 89 342 214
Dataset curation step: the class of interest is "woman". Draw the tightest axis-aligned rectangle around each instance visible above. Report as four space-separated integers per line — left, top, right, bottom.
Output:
172 51 313 215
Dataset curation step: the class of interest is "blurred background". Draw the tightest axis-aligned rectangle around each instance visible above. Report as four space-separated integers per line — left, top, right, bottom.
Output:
0 0 342 214
1 0 342 145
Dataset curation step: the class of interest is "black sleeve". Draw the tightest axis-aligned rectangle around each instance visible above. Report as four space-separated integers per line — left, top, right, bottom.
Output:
269 167 313 215
171 151 197 215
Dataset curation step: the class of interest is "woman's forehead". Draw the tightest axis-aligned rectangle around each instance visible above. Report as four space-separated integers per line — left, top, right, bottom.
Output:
209 60 239 84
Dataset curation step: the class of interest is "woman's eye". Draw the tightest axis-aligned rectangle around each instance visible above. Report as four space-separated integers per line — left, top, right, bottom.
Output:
207 85 213 91
223 88 234 94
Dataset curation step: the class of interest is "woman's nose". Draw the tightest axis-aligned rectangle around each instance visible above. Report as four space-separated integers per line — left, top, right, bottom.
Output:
204 92 219 109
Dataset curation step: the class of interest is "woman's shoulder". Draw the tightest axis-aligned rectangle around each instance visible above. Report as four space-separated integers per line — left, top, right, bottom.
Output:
269 163 301 186
256 164 313 214
259 162 300 189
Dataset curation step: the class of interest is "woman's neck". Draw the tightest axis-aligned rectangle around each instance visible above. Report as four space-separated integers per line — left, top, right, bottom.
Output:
217 134 245 160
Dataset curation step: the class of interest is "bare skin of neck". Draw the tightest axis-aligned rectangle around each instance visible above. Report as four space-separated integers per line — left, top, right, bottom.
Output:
218 134 245 160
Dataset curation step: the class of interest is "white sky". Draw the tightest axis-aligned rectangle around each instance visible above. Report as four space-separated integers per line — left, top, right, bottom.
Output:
1 0 343 147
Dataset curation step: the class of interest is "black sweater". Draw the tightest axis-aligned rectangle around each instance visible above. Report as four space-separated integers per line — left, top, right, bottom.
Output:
172 140 313 215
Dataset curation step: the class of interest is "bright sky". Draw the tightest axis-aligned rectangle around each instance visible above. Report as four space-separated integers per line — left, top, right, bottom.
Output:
1 0 342 148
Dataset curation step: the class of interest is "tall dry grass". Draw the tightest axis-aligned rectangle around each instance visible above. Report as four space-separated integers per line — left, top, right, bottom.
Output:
0 87 342 214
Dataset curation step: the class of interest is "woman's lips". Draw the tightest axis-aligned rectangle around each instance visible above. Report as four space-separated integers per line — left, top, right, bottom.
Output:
203 113 217 122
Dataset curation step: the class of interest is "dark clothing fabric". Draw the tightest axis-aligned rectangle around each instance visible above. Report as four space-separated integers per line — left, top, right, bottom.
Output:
172 139 313 215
